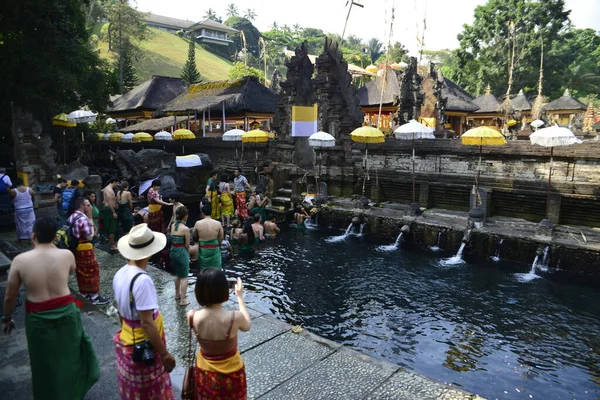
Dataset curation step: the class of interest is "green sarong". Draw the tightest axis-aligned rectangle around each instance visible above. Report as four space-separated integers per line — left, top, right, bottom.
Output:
199 239 222 269
170 235 189 278
101 205 117 236
118 203 133 234
26 301 99 400
296 220 307 233
251 206 267 223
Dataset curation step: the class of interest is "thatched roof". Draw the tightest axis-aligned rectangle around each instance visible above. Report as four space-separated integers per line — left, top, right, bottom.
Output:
118 116 190 133
543 89 586 111
109 76 187 115
357 71 402 106
441 78 480 113
511 89 532 111
472 90 502 114
160 76 277 114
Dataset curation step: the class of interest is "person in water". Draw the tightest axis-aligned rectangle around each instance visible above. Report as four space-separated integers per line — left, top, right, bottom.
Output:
169 206 190 306
230 218 243 245
295 205 310 232
220 234 233 261
251 214 265 243
192 203 224 270
263 218 280 239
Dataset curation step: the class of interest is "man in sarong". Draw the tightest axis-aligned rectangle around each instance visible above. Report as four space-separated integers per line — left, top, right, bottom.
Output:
233 168 251 221
205 170 221 221
192 203 224 269
69 197 109 305
101 177 120 251
2 217 100 400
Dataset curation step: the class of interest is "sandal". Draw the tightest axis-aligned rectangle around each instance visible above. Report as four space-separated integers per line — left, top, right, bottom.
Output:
179 298 190 306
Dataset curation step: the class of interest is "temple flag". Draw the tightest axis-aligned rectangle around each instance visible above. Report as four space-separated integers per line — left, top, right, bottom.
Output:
292 105 318 137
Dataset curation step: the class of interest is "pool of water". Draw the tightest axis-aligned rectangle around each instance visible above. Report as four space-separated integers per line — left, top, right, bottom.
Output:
226 225 600 400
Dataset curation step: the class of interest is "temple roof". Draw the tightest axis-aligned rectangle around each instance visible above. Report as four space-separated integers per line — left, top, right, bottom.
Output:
441 78 480 113
356 71 402 106
543 89 586 111
118 115 190 133
108 76 187 115
160 76 277 114
472 87 502 114
511 89 532 111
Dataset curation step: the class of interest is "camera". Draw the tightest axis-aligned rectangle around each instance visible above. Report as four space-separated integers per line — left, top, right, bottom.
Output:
132 340 156 366
227 278 237 289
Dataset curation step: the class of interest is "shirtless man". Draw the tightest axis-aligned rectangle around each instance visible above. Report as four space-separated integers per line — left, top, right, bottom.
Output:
251 214 265 242
101 177 120 251
2 217 99 399
192 203 224 269
264 218 280 238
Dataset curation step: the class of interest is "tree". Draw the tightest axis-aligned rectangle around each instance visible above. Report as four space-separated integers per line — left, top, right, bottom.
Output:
270 21 279 31
228 62 265 83
114 41 138 93
366 38 383 63
204 8 217 20
181 39 202 84
224 16 262 59
244 8 256 21
376 41 410 64
226 3 238 17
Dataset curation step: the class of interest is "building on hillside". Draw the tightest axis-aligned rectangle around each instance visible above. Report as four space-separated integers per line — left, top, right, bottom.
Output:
356 70 402 131
468 86 505 128
107 76 187 123
543 89 586 127
142 13 196 34
188 19 239 46
160 76 278 136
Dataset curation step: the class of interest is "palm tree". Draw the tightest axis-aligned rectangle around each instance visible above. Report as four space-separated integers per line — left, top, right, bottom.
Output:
203 8 217 20
293 24 301 33
244 8 256 21
270 21 279 31
226 3 238 17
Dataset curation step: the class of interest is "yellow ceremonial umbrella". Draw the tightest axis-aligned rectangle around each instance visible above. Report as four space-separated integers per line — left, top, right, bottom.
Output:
461 126 507 206
242 130 269 181
350 126 385 195
172 129 196 140
109 132 124 142
51 113 77 127
95 132 104 139
132 132 153 142
507 119 517 127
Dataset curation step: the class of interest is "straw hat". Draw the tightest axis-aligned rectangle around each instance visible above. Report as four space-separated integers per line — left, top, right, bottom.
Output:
117 223 167 260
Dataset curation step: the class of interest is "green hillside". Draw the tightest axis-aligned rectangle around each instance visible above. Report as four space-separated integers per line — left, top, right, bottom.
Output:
91 23 232 82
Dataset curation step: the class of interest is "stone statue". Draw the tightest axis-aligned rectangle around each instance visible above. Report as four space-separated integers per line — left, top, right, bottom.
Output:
270 70 283 94
394 57 424 126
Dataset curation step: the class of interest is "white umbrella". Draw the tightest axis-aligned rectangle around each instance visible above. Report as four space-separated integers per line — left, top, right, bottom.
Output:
68 109 97 123
121 133 134 143
154 131 173 141
530 119 545 130
308 131 336 191
394 120 435 203
223 129 245 166
101 133 112 141
106 117 116 124
530 125 582 220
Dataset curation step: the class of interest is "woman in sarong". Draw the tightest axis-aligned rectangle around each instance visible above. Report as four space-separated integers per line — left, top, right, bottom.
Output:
249 190 269 224
147 180 172 233
117 181 134 234
113 224 176 399
219 174 234 228
169 206 190 306
205 171 221 221
84 190 100 244
10 178 35 241
187 268 251 400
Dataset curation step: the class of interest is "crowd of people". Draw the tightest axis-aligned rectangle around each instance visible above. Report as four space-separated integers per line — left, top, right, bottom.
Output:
0 167 301 399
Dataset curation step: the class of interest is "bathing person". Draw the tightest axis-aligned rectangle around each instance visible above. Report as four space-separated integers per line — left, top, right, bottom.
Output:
220 234 233 260
187 269 251 398
117 181 134 234
264 218 280 239
233 169 251 220
230 219 243 245
167 193 184 231
134 206 149 225
219 174 234 228
251 214 265 243
10 177 35 241
147 179 172 234
2 217 100 400
205 171 221 221
84 190 100 244
239 221 255 256
169 206 190 306
113 224 176 399
295 206 310 232
248 189 269 223
193 203 224 270
101 177 120 251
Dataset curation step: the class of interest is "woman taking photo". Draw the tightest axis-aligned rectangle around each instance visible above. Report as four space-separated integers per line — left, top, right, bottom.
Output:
187 268 251 399
113 224 176 399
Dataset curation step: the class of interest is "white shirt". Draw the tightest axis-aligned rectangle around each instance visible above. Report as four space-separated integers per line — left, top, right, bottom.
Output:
1 174 12 188
112 265 159 321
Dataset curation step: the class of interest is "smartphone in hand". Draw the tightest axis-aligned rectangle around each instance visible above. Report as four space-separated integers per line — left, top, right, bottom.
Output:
227 278 237 290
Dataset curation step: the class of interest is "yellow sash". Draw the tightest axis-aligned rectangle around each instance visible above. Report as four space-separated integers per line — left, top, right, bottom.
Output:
119 312 165 345
195 349 244 374
148 204 162 213
76 242 93 251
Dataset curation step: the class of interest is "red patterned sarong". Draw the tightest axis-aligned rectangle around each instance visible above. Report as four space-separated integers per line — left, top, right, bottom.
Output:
194 349 247 400
74 242 99 295
113 313 175 400
235 192 247 220
148 208 165 233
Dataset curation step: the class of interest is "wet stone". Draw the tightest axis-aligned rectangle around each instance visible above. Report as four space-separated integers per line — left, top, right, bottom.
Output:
237 314 290 352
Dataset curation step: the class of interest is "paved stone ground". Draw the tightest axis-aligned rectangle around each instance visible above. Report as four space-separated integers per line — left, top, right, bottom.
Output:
0 206 483 399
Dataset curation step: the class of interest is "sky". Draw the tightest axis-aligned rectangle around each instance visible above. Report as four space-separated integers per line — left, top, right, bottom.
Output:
134 0 600 56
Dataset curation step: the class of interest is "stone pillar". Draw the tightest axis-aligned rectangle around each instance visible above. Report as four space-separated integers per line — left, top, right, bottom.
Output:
418 182 430 208
370 184 382 202
547 193 562 224
469 186 491 222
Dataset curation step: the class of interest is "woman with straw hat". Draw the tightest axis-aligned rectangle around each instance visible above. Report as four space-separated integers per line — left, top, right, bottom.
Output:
112 224 175 399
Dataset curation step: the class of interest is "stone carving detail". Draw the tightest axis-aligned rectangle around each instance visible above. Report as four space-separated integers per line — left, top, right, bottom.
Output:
430 63 448 134
113 149 177 181
270 70 283 95
394 57 424 126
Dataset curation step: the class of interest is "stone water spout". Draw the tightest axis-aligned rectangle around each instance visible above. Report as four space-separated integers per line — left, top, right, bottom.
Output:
401 224 410 235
